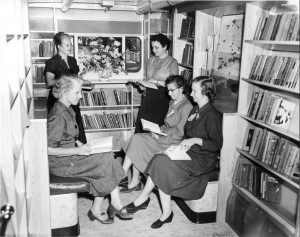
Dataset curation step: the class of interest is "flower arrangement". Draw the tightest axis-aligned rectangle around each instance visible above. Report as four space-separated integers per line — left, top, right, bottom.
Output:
79 36 127 78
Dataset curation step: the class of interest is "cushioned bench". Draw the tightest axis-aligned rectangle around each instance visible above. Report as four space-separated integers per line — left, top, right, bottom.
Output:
173 168 219 224
49 175 90 236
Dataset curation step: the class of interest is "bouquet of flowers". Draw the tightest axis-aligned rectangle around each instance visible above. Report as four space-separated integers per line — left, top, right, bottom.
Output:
79 36 127 77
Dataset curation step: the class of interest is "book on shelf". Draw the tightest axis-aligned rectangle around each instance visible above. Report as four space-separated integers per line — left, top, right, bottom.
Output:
253 12 299 41
82 83 95 91
242 124 255 152
163 145 191 160
88 136 113 154
269 98 296 129
249 127 264 155
263 174 281 203
180 16 194 39
141 119 167 136
100 88 107 105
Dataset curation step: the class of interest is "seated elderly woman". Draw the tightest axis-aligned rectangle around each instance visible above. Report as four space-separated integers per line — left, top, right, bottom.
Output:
124 76 223 229
47 74 132 224
120 75 193 193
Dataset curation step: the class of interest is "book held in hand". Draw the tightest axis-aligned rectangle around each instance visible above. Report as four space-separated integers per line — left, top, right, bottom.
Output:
141 119 167 136
164 145 191 161
89 136 113 154
127 80 158 90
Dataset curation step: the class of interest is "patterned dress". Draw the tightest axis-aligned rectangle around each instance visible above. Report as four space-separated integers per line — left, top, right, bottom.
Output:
134 55 179 133
145 103 223 200
47 101 124 197
123 96 192 173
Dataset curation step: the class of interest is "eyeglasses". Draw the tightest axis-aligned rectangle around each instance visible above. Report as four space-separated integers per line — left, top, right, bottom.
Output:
168 88 180 93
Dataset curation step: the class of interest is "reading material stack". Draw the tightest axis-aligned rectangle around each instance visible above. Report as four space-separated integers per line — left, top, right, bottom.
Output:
222 2 299 237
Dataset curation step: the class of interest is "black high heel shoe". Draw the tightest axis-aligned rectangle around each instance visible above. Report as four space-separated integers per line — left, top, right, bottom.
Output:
151 211 174 229
124 197 150 214
120 182 142 193
87 210 114 224
107 204 133 220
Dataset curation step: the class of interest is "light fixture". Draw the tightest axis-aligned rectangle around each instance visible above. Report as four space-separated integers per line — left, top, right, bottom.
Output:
100 0 114 12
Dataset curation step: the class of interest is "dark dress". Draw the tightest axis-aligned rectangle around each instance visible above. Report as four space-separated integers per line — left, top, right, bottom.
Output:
134 55 179 133
145 103 223 200
44 54 87 143
47 101 124 197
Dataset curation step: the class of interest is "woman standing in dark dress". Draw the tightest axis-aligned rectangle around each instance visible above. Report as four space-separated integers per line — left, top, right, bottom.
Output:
44 32 87 144
48 74 133 224
124 76 223 229
134 33 179 133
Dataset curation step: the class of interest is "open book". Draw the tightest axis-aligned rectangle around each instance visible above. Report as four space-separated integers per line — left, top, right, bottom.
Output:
82 82 95 91
141 119 167 136
127 80 158 90
89 136 113 154
164 146 191 160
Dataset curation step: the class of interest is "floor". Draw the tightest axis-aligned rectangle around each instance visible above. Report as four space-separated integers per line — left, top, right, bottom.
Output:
77 189 238 237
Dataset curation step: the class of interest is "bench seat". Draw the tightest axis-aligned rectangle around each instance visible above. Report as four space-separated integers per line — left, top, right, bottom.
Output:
49 175 90 236
174 169 219 224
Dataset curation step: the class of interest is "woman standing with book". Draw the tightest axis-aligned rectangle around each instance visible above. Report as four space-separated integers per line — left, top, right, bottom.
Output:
134 33 179 133
48 74 132 224
124 76 223 229
121 75 192 193
44 32 88 144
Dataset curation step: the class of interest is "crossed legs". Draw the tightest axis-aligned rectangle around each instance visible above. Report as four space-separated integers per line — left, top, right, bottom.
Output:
122 155 141 188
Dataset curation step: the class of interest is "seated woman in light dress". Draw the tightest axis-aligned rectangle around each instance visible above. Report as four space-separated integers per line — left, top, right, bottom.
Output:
120 75 193 193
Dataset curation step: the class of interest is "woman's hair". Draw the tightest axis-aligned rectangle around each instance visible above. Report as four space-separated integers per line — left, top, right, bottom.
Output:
150 33 171 50
53 32 71 51
192 76 216 102
52 74 83 99
165 75 189 94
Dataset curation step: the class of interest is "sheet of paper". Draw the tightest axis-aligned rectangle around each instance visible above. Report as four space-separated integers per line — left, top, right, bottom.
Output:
164 145 191 160
89 136 113 154
139 81 158 89
141 119 167 136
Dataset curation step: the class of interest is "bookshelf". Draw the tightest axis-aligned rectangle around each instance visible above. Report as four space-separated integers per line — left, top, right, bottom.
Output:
80 82 141 152
0 0 51 235
172 8 220 82
222 2 299 236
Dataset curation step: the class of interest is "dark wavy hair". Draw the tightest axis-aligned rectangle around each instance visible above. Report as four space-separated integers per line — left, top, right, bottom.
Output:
53 32 71 51
165 75 189 95
192 76 216 102
52 74 83 99
150 33 171 50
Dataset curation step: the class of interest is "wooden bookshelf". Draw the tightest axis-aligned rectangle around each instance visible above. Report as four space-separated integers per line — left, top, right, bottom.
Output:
222 3 299 236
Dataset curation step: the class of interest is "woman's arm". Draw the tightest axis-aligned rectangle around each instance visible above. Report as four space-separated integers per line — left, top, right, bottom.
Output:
48 143 91 157
45 71 57 87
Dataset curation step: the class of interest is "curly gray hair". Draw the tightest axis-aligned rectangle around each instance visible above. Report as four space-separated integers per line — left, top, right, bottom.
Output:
52 74 83 99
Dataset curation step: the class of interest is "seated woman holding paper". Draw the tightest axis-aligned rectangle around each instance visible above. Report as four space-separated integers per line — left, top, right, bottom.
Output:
120 75 193 193
124 76 223 229
47 74 133 225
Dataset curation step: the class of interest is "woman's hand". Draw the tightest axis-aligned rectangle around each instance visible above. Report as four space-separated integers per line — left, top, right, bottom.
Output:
151 132 159 140
76 143 91 155
180 138 196 150
135 81 146 91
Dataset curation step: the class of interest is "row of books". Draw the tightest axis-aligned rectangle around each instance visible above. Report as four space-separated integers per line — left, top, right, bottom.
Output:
180 69 193 81
39 41 55 57
242 125 299 179
32 65 45 83
233 155 281 203
80 90 130 107
253 12 299 41
247 89 296 129
181 44 194 67
180 16 195 39
82 112 135 130
248 54 299 89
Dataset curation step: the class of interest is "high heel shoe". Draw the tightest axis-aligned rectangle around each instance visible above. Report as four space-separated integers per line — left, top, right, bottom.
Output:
151 211 174 229
87 209 114 224
107 204 133 220
120 182 142 193
124 197 150 214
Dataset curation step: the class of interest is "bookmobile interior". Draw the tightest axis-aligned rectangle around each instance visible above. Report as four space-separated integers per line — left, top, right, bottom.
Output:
0 0 299 236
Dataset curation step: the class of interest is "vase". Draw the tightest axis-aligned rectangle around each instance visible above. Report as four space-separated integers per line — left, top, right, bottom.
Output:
98 69 112 81
81 71 99 81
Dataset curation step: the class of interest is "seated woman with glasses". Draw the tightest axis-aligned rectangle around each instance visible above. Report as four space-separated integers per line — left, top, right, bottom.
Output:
120 75 193 193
